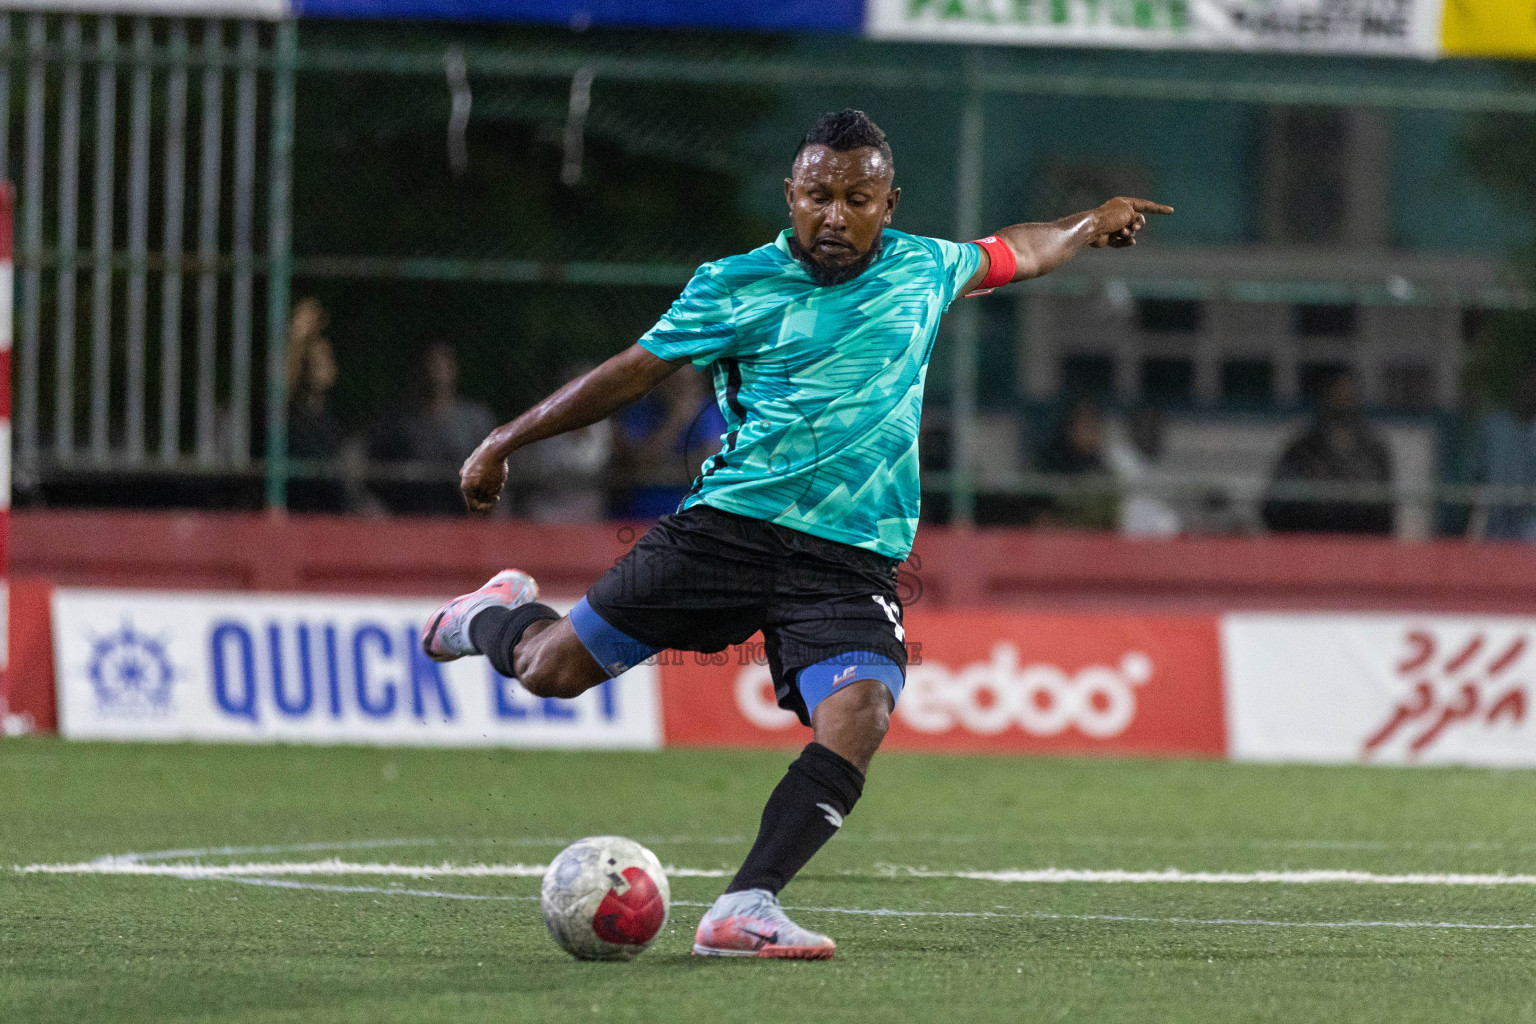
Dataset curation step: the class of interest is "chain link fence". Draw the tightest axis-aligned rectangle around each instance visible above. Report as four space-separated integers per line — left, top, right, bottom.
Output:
8 13 1536 538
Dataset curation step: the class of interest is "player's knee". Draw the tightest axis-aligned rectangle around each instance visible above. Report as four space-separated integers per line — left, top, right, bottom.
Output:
856 692 891 742
816 677 893 741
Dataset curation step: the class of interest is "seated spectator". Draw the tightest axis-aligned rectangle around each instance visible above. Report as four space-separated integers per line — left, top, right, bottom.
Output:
1262 371 1394 536
374 341 498 515
1465 366 1536 541
1037 398 1117 531
285 298 348 513
402 342 499 465
1105 405 1181 538
612 368 725 519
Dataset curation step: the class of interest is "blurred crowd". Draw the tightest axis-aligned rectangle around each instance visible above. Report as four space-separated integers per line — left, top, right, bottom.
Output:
285 298 725 521
289 297 1536 542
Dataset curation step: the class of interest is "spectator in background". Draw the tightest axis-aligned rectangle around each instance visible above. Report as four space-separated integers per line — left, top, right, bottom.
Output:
285 297 348 513
1104 405 1181 537
524 361 613 523
612 367 725 519
1262 370 1394 536
1465 366 1536 542
1037 398 1118 531
400 342 498 466
374 341 498 515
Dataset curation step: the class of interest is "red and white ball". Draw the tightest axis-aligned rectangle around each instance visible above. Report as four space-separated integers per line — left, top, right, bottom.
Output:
540 836 670 961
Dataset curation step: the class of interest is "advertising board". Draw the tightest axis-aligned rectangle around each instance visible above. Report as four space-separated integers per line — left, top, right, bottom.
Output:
51 588 661 749
1441 0 1536 58
866 0 1443 56
40 588 1536 766
660 609 1227 756
1223 613 1536 766
6 0 1524 60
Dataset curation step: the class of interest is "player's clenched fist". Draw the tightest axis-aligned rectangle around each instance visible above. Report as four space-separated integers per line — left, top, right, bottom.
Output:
1090 196 1173 249
460 440 509 512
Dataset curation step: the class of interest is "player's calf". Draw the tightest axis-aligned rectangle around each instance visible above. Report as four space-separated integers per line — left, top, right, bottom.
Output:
507 618 610 699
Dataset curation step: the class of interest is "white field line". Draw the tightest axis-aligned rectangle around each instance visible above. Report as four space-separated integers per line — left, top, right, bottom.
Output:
18 859 1536 886
213 876 1535 932
219 876 536 901
90 835 1536 865
16 859 732 879
105 836 757 864
104 838 448 864
881 866 1536 886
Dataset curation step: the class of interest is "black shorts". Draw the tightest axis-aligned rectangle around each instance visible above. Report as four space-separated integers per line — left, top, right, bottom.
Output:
571 504 908 726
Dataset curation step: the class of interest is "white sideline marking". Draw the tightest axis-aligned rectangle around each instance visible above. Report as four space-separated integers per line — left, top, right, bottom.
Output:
213 877 1534 932
16 859 732 879
90 834 1536 865
221 876 537 901
20 860 1536 886
879 866 1536 886
103 838 448 864
104 836 756 865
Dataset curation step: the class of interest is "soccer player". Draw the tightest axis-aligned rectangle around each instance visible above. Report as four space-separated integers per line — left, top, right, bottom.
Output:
425 110 1170 959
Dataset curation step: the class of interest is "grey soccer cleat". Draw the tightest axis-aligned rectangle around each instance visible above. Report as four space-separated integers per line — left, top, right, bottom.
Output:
692 888 836 960
421 569 540 662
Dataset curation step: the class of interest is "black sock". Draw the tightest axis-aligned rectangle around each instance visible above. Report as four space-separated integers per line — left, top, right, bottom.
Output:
469 603 560 678
724 742 865 896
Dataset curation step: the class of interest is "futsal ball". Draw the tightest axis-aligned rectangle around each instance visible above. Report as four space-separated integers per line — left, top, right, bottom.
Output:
540 836 670 961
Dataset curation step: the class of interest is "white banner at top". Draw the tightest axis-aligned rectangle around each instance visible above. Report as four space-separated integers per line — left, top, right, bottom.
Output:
867 0 1444 57
0 0 289 18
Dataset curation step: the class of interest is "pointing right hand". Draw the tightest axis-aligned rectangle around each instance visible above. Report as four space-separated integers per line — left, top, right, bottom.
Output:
1090 196 1173 249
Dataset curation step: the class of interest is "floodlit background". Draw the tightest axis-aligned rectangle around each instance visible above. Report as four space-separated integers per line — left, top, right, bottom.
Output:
4 3 1535 540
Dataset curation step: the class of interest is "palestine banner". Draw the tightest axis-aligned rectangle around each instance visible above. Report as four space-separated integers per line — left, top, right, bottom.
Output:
866 0 1444 57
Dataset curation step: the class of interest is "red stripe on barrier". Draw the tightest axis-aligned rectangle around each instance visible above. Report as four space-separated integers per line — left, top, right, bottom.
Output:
19 509 1536 611
5 579 55 733
0 350 11 417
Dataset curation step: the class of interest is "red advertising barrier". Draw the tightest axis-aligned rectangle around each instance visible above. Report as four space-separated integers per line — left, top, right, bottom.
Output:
2 579 55 734
19 509 1536 612
660 610 1226 757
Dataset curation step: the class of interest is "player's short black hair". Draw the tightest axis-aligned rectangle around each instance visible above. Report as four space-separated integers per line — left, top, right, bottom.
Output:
792 109 894 175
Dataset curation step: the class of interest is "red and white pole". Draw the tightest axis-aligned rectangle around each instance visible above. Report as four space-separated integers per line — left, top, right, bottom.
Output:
0 183 12 733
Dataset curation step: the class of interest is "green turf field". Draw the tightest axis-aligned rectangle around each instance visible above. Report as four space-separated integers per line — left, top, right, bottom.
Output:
3 739 1536 1023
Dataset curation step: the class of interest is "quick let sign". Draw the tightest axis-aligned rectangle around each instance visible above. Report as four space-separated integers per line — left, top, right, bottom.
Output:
52 589 660 749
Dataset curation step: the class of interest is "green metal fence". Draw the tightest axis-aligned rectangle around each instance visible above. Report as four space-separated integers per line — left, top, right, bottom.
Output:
6 15 1535 523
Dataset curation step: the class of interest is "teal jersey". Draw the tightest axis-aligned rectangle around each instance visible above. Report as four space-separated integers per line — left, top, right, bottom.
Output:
637 228 982 560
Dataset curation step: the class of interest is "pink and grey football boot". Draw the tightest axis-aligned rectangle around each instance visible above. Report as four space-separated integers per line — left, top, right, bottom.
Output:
421 569 541 663
692 889 836 960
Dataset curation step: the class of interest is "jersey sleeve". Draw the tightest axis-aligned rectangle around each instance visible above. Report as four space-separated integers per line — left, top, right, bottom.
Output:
637 264 736 367
926 236 985 306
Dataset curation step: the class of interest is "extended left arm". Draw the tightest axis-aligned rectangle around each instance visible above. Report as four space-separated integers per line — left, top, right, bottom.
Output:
962 196 1173 296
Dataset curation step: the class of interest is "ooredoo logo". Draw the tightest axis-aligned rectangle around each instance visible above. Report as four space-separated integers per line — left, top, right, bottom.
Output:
735 644 1153 739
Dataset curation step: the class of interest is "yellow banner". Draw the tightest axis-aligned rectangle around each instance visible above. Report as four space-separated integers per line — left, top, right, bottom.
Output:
1443 0 1536 58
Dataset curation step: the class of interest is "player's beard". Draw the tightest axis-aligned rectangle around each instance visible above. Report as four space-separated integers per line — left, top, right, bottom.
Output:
789 234 884 287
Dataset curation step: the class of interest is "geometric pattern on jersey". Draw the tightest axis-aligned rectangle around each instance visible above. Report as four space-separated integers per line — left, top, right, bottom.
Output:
638 228 981 561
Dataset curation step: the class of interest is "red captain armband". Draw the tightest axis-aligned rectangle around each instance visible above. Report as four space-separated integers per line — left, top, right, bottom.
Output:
965 236 1017 297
